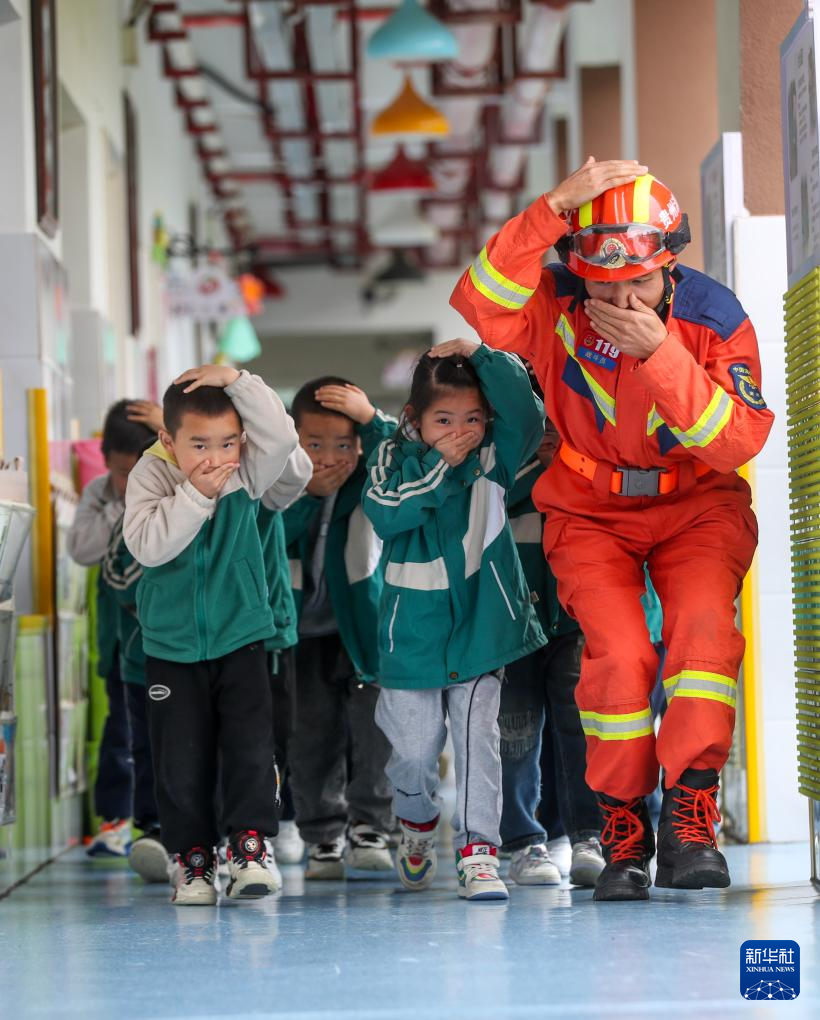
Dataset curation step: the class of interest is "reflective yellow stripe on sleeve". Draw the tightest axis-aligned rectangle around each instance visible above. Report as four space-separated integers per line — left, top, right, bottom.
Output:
663 670 738 709
468 246 536 310
667 387 733 450
580 708 654 741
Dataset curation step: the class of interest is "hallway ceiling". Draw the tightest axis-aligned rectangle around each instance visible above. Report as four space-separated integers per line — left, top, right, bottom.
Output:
144 0 579 271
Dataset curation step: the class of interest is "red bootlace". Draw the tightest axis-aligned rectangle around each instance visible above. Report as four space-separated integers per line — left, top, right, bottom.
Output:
671 784 721 847
599 799 645 863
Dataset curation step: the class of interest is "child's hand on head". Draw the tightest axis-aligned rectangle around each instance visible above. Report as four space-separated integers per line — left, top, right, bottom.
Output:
427 338 480 361
315 383 375 426
188 459 239 499
175 364 240 393
126 400 164 432
435 431 478 468
307 461 354 497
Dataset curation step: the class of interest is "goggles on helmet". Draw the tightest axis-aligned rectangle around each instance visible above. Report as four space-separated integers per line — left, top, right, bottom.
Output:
564 216 690 269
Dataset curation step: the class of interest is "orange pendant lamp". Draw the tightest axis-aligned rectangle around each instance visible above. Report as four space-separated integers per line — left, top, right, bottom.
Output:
371 74 449 136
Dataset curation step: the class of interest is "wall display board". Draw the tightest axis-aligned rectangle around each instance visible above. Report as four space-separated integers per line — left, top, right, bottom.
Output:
53 494 88 798
700 133 744 289
781 8 820 288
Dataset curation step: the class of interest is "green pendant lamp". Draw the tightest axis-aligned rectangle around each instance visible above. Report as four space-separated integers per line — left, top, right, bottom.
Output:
217 316 261 363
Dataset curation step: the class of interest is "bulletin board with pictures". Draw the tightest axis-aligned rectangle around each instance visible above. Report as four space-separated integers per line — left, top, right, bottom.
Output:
781 6 820 288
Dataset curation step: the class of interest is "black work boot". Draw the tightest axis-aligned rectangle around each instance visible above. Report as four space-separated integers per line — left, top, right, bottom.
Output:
654 767 730 890
592 795 655 902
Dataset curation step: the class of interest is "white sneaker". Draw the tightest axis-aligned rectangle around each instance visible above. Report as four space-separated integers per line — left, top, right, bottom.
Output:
129 829 170 883
275 820 306 865
172 847 218 906
396 818 438 891
86 819 132 858
569 836 606 887
456 843 509 901
226 831 281 898
345 823 394 872
305 836 346 880
509 843 562 886
546 834 572 877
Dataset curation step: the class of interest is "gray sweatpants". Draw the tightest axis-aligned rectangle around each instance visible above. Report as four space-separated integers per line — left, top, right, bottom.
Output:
375 674 503 850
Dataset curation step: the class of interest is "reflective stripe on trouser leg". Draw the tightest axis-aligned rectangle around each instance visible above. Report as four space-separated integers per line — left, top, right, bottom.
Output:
656 667 739 790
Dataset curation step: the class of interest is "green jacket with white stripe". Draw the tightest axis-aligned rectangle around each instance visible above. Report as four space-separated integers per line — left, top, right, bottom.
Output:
362 344 548 690
100 515 146 687
283 411 397 682
507 457 578 641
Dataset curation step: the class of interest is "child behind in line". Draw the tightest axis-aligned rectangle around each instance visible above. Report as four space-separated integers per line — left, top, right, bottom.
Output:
362 339 546 901
67 399 161 869
123 364 300 906
284 378 397 879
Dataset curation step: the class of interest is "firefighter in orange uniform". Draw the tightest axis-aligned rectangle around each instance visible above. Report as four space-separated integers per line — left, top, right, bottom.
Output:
451 158 774 901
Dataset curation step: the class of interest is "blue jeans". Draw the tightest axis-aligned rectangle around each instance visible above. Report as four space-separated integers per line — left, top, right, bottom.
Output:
94 664 133 822
499 632 601 851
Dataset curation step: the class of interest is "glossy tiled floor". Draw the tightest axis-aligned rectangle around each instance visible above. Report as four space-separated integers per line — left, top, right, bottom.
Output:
0 843 817 1019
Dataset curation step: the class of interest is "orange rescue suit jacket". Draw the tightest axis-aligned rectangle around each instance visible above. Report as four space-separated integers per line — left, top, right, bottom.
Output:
450 196 775 497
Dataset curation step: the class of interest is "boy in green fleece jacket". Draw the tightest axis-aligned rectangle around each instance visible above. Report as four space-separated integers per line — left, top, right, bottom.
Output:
283 378 396 879
123 364 300 906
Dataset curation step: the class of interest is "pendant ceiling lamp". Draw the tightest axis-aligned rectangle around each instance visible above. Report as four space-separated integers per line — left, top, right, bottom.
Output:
371 146 435 192
371 74 449 136
217 316 262 363
367 0 459 62
371 203 439 247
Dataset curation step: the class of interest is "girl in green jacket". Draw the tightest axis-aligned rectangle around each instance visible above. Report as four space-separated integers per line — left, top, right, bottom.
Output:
363 339 546 901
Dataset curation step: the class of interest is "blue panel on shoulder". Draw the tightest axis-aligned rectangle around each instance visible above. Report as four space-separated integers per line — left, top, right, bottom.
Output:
671 266 748 341
656 424 681 456
561 359 606 432
548 263 582 299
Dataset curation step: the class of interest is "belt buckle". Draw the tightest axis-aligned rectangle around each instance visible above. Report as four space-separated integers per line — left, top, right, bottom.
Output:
615 466 665 497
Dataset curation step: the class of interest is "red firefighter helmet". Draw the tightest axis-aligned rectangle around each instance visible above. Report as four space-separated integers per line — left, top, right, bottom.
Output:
556 174 690 281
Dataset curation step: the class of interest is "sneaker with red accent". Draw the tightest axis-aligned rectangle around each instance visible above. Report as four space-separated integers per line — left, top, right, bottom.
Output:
172 846 217 906
456 844 509 901
593 795 655 902
86 818 132 858
654 768 730 890
396 817 438 891
226 830 281 899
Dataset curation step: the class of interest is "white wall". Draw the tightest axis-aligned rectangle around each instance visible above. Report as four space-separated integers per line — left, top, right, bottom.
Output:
56 0 220 408
734 214 806 842
253 265 478 347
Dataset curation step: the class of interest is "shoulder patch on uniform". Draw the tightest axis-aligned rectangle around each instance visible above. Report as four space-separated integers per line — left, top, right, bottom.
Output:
729 364 767 409
671 266 748 341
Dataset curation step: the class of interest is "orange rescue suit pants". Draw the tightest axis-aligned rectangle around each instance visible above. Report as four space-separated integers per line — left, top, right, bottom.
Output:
539 461 758 800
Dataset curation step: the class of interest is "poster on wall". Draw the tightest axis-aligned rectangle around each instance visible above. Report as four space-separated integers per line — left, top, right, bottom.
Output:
700 134 744 290
781 7 820 288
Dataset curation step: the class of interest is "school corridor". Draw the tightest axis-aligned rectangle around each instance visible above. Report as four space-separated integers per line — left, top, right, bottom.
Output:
0 841 816 1019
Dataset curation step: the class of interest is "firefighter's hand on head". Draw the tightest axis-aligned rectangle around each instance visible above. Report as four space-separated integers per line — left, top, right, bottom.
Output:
584 292 668 361
546 156 648 216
